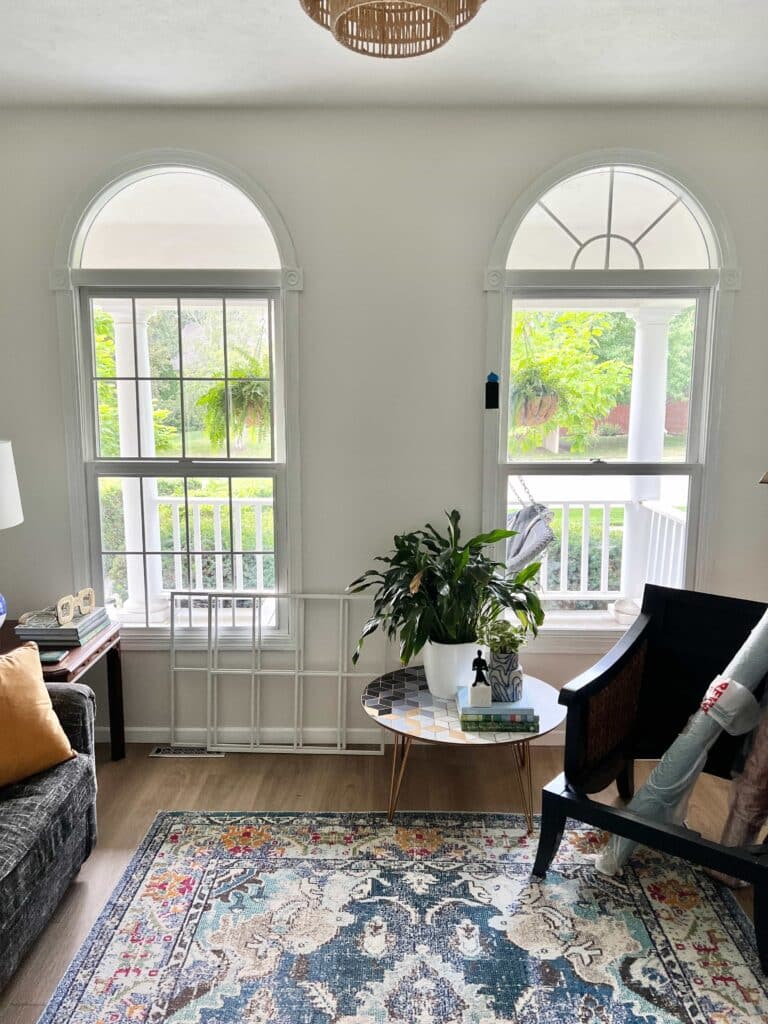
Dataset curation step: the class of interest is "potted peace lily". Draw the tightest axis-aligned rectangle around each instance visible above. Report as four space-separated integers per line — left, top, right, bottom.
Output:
349 510 544 698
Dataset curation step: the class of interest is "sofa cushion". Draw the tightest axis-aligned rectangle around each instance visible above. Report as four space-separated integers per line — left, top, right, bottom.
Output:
0 754 95 924
0 643 75 787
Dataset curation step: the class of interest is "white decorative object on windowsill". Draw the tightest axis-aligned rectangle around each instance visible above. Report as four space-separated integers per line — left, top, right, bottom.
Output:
609 598 641 626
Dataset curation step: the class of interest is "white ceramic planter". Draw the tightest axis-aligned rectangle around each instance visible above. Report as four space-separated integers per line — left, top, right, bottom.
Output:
422 640 481 699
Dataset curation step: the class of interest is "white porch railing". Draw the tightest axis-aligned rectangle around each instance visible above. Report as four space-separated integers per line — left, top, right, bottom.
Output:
528 498 686 603
535 500 630 602
152 494 273 592
643 500 686 588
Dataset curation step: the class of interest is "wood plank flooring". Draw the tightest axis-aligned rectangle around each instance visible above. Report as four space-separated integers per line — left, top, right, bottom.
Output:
0 743 750 1024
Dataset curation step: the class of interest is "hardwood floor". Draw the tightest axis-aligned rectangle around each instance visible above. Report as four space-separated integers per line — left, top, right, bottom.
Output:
0 742 750 1023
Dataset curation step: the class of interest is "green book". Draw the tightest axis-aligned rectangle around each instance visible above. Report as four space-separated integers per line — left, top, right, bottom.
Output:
38 649 69 664
460 719 539 733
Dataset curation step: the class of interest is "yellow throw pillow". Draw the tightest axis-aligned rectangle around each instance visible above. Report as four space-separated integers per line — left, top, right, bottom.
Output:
0 643 76 788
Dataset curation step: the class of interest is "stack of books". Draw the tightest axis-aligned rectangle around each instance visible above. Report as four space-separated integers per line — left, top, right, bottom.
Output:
15 607 110 648
456 686 540 733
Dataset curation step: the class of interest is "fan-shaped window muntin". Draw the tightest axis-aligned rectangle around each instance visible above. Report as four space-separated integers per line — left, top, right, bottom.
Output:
508 166 715 271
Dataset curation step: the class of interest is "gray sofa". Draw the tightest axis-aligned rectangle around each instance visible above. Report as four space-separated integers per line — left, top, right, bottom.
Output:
0 683 97 992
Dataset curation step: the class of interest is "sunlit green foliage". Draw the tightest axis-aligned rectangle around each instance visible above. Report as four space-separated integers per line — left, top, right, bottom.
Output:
510 312 632 453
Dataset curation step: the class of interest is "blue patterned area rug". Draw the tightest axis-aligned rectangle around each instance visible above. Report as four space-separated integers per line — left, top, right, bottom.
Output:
40 812 765 1023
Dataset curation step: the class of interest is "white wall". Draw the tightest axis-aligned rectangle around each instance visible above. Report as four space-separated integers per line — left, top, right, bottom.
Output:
0 106 766 739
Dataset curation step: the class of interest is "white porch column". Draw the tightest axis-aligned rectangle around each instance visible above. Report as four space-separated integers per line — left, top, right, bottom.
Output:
105 300 166 621
617 306 681 614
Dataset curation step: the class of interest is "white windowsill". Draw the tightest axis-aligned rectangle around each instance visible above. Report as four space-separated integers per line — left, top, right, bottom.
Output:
117 611 628 655
527 610 628 655
117 624 296 652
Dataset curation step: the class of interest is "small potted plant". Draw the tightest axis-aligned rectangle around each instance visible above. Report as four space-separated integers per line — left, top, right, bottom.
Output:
348 510 543 698
479 619 528 702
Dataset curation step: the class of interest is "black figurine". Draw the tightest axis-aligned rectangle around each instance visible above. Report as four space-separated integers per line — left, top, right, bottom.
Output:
472 649 489 686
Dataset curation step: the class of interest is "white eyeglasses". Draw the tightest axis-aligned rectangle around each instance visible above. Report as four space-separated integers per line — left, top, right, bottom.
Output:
56 588 96 625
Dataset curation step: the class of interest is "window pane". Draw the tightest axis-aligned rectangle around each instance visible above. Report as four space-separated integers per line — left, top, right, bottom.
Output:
226 298 272 377
181 298 224 378
606 236 641 270
508 301 695 463
240 553 276 591
228 383 273 459
572 237 607 269
539 169 611 245
232 478 275 552
145 478 188 552
610 171 678 244
96 380 138 457
637 201 710 269
184 380 228 457
506 473 690 611
154 552 189 594
138 380 182 457
135 298 179 378
92 301 135 377
98 477 129 551
183 478 231 552
507 203 578 270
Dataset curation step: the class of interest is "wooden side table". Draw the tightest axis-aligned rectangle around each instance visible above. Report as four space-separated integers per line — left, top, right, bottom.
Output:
0 620 125 761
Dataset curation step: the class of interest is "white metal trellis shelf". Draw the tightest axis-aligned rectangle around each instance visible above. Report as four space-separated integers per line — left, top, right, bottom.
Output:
170 591 387 755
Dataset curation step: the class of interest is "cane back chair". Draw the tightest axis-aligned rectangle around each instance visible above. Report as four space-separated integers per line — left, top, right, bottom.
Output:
532 584 768 970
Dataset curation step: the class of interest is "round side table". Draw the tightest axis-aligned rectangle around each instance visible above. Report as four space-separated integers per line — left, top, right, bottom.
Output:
362 666 566 831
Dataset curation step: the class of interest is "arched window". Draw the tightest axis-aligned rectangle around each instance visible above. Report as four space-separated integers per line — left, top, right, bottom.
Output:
79 170 280 269
507 166 715 270
66 165 301 630
484 160 731 627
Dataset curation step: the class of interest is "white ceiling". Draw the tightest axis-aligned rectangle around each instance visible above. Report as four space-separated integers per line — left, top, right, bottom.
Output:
3 1 768 107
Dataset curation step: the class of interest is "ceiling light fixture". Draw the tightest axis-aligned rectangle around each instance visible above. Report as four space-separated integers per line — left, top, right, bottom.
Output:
300 0 486 59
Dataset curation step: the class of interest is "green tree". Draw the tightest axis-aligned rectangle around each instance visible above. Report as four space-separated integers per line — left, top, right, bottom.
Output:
593 308 694 404
510 311 632 453
666 306 694 401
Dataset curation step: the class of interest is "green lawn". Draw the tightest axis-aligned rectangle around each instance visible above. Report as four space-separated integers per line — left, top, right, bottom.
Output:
510 432 687 462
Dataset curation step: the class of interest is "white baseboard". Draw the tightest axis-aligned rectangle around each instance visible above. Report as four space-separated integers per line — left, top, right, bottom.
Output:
95 724 566 749
95 725 385 747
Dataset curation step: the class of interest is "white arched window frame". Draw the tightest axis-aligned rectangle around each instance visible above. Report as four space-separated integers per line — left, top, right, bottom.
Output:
482 152 740 642
51 152 303 646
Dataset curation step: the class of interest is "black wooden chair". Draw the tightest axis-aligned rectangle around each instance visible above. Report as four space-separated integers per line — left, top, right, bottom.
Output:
532 584 768 971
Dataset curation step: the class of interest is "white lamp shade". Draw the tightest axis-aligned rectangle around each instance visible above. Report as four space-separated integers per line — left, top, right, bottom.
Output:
0 441 23 530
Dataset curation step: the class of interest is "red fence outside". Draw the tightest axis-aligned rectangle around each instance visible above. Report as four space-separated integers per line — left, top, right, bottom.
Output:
599 399 689 435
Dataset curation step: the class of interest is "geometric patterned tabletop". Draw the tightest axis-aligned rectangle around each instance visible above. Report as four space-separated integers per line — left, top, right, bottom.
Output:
361 666 565 746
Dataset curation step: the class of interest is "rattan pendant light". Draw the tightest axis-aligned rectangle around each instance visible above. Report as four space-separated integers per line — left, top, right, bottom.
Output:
301 0 333 28
300 0 485 59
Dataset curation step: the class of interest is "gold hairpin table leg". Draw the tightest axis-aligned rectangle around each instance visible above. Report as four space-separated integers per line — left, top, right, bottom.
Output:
511 739 534 833
388 734 412 822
